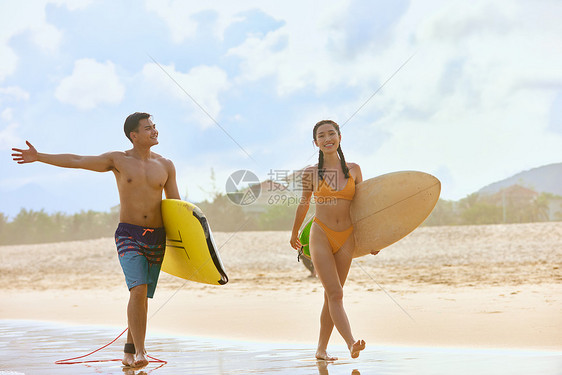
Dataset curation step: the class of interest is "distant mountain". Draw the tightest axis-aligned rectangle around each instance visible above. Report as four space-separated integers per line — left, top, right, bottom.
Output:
0 182 118 219
0 184 72 218
478 163 562 196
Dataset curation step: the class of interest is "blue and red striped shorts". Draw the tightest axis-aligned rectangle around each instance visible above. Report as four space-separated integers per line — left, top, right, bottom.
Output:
115 223 166 298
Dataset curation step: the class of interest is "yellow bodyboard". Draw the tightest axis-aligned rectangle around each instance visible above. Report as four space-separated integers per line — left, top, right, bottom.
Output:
161 199 228 285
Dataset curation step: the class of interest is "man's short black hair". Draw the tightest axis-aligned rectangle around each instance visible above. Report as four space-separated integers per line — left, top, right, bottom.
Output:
124 112 151 142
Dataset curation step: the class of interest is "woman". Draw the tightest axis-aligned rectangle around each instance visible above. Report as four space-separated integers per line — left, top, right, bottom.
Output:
290 119 368 360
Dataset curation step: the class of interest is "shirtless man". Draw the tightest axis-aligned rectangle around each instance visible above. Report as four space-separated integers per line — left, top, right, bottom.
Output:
11 112 180 368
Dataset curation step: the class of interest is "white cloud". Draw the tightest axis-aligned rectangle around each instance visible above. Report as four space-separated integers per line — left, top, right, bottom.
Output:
226 2 356 96
2 0 562 215
2 108 14 121
0 0 75 81
0 86 30 102
55 58 125 110
142 62 229 128
141 0 562 200
0 45 18 83
145 0 253 42
145 0 201 42
344 0 562 199
28 23 63 54
146 1 391 95
0 0 94 81
0 122 22 151
201 0 561 200
144 0 356 96
0 87 28 149
51 0 93 11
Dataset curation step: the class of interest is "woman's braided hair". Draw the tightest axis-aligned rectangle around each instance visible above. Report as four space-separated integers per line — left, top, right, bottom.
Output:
313 120 350 181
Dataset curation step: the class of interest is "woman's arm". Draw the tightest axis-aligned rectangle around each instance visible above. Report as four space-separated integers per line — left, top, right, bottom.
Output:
289 167 315 250
290 191 312 250
349 162 363 184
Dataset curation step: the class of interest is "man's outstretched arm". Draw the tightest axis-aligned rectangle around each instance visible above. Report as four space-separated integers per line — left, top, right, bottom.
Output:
12 141 115 172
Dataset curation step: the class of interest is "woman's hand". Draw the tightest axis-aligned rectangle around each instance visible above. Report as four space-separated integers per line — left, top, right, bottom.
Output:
290 233 302 250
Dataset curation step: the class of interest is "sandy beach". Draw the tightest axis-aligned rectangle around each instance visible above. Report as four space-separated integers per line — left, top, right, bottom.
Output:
1 222 561 352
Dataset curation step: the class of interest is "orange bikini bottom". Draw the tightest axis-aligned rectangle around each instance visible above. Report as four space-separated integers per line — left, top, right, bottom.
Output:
313 217 354 254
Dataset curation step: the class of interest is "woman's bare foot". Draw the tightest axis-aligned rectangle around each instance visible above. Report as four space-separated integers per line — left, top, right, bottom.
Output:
349 339 365 359
132 352 149 368
316 349 338 361
122 353 134 367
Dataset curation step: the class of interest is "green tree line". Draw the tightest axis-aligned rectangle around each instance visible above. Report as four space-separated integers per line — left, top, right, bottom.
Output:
0 196 298 245
2 190 560 246
424 192 561 226
0 209 119 245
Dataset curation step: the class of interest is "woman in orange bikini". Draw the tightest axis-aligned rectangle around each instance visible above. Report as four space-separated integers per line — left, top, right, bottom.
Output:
290 119 368 360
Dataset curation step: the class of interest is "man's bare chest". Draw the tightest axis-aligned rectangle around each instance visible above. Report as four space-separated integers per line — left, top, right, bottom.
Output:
117 160 168 191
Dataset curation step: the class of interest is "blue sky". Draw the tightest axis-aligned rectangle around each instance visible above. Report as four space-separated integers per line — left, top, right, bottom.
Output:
1 0 561 218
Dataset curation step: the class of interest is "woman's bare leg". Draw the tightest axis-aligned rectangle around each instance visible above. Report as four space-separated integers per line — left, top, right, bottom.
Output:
310 224 364 358
316 292 336 360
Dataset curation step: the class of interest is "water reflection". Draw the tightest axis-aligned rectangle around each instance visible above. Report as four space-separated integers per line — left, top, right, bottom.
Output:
316 360 361 375
123 371 147 375
1 320 560 375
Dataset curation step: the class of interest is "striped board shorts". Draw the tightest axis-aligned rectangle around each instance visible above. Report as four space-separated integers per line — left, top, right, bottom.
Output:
115 223 166 298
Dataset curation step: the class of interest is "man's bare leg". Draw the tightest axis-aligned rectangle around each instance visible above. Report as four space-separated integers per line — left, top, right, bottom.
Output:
128 284 149 368
122 330 135 366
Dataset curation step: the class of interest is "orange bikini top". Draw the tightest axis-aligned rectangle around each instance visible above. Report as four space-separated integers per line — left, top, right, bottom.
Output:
314 175 355 201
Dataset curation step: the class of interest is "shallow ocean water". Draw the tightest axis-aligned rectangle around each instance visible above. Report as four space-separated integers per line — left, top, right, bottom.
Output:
0 320 561 375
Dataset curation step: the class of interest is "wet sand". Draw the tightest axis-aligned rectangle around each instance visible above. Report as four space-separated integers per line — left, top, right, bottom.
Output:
0 222 561 373
1 320 561 375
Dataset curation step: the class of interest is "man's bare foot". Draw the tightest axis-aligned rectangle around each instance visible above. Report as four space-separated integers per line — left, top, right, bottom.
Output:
122 353 134 367
316 349 338 361
349 339 365 359
132 352 149 368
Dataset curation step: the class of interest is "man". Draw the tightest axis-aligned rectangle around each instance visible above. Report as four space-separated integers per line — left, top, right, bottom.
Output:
12 112 180 368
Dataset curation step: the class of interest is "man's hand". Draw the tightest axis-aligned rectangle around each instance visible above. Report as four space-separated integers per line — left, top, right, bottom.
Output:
12 141 38 164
